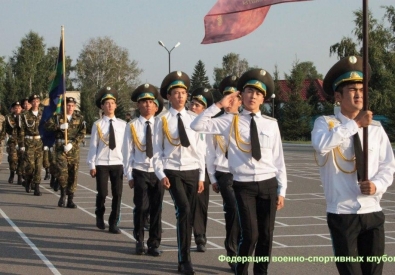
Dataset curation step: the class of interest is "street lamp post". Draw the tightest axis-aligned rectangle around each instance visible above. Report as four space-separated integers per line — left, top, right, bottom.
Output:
271 93 276 117
158 41 181 73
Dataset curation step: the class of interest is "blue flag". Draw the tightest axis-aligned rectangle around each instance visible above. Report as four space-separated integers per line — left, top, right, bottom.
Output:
39 37 65 147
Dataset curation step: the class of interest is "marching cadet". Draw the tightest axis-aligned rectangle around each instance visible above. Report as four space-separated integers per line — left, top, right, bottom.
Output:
18 97 31 186
206 75 241 272
5 101 23 184
19 94 44 196
191 69 287 275
153 71 205 275
123 84 164 256
87 87 126 234
45 97 86 208
312 56 395 275
189 87 214 253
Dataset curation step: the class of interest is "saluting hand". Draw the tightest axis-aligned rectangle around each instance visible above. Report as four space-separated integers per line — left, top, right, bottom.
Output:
197 181 204 194
277 195 285 210
212 183 220 193
359 180 376 195
161 177 171 190
216 91 240 109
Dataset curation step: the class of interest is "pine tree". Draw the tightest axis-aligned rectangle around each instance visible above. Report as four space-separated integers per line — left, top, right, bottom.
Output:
190 60 211 93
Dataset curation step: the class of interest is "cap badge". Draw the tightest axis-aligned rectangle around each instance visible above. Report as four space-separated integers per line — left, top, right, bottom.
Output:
349 56 357 64
144 83 149 88
203 88 208 93
177 71 182 77
106 87 111 90
260 70 266 76
231 75 236 81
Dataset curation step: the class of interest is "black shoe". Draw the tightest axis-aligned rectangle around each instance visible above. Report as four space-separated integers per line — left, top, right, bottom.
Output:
8 171 15 184
178 262 195 275
96 217 105 230
229 262 236 272
53 179 59 192
50 176 55 189
33 184 42 196
135 242 147 255
58 187 66 207
147 247 161 257
109 225 121 234
196 244 206 252
17 175 22 185
25 181 31 193
44 168 50 180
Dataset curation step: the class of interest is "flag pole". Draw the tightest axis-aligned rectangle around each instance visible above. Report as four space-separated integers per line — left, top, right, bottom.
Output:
61 25 68 145
362 0 368 181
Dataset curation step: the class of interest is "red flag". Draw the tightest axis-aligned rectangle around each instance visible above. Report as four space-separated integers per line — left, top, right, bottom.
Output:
202 0 309 44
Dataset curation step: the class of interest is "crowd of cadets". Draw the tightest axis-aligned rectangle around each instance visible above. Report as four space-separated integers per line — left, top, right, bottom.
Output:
3 55 395 275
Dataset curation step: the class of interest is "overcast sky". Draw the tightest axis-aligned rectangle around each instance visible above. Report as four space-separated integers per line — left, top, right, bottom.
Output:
0 0 393 88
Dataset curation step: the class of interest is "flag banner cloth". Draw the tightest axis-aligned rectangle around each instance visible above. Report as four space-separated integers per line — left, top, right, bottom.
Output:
39 38 65 147
202 0 309 44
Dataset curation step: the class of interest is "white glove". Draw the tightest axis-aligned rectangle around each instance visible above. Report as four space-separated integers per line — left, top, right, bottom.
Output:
49 147 53 152
43 146 49 151
16 145 19 150
20 147 25 152
64 143 73 152
60 123 69 130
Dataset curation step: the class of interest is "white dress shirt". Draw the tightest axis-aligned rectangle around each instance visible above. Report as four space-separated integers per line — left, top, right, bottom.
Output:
122 115 155 180
153 107 206 181
190 104 287 197
311 112 395 214
87 116 126 170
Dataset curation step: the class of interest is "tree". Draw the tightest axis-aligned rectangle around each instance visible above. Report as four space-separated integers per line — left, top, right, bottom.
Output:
213 53 249 88
75 36 142 131
279 60 313 140
190 60 211 92
10 31 47 99
329 6 395 117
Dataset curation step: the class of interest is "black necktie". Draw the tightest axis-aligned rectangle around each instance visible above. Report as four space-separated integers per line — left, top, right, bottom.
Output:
109 119 116 150
250 113 261 161
354 132 364 181
177 113 190 147
146 121 153 158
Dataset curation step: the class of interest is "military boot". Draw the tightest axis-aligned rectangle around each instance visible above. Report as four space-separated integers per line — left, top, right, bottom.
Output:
67 193 77 209
44 168 50 180
50 175 55 189
25 180 31 193
33 184 42 196
17 175 22 185
58 187 66 207
53 178 59 192
8 171 15 184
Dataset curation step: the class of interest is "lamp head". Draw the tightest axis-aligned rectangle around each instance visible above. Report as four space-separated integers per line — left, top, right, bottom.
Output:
158 40 165 47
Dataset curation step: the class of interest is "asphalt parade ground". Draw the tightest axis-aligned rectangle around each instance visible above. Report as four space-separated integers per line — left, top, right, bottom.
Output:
0 142 395 275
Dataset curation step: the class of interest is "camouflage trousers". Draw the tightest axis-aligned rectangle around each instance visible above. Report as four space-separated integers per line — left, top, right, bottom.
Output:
6 142 23 175
24 139 43 184
49 147 57 175
0 140 4 164
42 148 50 169
55 146 80 194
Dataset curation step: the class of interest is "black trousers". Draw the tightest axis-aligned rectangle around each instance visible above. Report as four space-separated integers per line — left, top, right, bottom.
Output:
233 177 278 275
327 211 385 275
165 169 199 264
193 169 210 245
95 165 123 227
216 171 240 257
132 169 164 248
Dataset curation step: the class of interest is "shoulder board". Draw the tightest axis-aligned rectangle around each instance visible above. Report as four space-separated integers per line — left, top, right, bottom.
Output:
130 117 138 124
155 110 169 119
371 120 381 127
117 118 126 123
94 118 103 124
261 115 277 121
187 110 198 117
322 115 340 130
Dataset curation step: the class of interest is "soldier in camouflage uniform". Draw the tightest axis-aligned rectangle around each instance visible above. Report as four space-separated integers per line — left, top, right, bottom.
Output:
19 94 43 196
19 98 31 184
5 101 23 184
0 104 5 165
45 97 86 208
